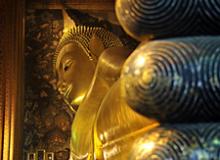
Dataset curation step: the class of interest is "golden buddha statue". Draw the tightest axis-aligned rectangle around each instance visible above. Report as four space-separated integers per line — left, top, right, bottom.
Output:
54 0 220 159
54 25 138 159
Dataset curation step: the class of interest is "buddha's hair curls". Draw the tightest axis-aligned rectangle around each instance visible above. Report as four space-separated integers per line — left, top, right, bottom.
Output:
53 26 123 67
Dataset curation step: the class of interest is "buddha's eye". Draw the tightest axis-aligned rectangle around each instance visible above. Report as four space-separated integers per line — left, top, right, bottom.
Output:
63 59 73 72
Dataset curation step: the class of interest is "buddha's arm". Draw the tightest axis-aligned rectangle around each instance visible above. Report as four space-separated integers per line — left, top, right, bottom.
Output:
93 79 158 160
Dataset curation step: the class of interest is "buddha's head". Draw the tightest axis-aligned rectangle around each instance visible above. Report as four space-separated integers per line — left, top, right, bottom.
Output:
54 26 123 107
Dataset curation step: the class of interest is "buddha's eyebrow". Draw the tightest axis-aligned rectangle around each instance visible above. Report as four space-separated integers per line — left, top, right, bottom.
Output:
61 53 73 61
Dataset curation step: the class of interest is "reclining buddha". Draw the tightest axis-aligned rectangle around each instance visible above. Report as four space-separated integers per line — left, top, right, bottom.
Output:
53 25 152 159
54 0 220 159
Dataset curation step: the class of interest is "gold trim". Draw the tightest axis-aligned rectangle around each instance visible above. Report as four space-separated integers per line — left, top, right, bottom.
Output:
36 150 46 160
46 152 54 160
27 152 36 160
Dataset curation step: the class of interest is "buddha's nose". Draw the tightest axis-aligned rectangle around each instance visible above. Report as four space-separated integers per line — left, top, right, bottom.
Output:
57 80 62 88
57 81 68 95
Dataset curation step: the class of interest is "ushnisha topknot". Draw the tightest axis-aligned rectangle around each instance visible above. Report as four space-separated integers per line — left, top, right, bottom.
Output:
53 25 124 67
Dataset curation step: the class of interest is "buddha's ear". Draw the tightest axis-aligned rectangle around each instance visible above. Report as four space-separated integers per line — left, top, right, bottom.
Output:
89 34 105 58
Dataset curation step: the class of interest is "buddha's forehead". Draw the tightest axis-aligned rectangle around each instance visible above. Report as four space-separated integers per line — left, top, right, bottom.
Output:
55 42 84 70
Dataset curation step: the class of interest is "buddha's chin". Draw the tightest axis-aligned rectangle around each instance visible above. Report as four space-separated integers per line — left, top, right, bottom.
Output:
70 94 85 106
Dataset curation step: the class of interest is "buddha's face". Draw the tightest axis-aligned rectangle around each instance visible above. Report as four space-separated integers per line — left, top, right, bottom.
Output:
55 42 96 106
